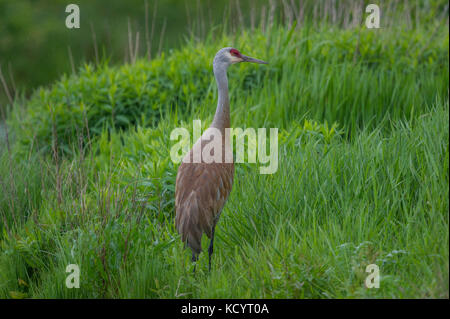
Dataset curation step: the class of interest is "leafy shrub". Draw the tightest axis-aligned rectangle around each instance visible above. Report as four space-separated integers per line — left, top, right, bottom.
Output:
9 26 449 156
92 118 179 222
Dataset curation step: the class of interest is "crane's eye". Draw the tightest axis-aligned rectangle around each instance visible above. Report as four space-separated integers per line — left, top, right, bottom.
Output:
230 49 241 57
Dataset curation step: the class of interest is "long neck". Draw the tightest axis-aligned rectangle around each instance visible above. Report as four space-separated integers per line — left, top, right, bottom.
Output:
211 65 230 130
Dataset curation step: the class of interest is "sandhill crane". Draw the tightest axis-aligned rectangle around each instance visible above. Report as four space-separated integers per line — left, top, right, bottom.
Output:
175 47 267 271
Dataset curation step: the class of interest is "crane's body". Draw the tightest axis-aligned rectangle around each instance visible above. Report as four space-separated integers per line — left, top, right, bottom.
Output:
175 47 267 271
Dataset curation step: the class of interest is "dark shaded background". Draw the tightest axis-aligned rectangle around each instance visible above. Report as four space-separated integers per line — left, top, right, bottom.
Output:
0 0 447 106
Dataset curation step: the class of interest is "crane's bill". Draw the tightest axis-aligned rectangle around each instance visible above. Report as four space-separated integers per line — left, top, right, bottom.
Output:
242 55 268 64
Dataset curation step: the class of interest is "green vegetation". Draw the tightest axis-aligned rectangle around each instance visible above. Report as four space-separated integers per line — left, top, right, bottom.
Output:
0 5 449 298
1 0 447 106
9 26 449 154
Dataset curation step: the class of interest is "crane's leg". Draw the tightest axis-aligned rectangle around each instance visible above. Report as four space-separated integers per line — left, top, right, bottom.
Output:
192 252 198 274
208 226 216 272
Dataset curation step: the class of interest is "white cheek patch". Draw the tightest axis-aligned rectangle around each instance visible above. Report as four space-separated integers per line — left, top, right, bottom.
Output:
226 51 242 63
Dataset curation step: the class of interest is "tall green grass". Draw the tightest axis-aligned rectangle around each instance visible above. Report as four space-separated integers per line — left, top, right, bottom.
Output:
0 22 448 298
1 102 447 298
8 25 448 154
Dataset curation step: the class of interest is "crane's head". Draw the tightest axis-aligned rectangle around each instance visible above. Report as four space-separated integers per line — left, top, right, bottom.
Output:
213 47 268 71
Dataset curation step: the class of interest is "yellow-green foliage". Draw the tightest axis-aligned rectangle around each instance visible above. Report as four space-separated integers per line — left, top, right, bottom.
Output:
9 26 449 155
0 23 448 299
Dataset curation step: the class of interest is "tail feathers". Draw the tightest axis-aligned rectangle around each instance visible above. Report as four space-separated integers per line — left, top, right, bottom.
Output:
176 199 203 256
186 230 202 256
179 216 202 255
